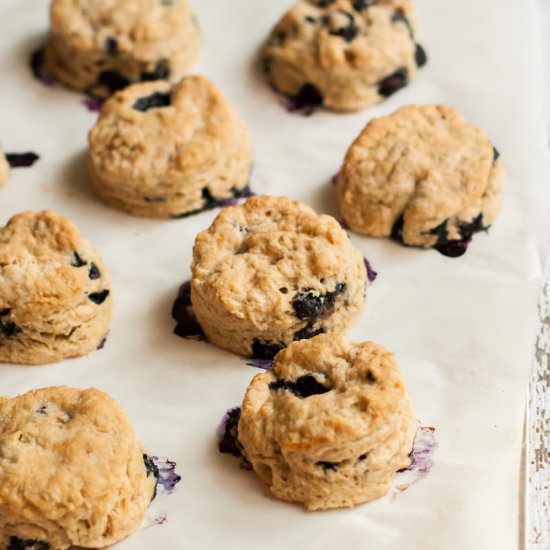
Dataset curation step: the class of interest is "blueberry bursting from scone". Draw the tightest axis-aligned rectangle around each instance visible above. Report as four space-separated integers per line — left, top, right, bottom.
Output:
221 334 418 510
263 0 428 112
190 196 368 359
0 211 112 365
337 105 503 256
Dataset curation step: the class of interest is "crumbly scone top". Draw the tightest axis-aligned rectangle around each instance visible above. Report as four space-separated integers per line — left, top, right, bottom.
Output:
88 76 250 184
191 196 366 328
0 210 107 318
338 104 500 238
239 333 410 454
50 0 195 57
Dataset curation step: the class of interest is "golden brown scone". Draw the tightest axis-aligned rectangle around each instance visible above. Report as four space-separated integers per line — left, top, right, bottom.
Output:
263 0 427 112
337 104 503 257
45 0 200 98
88 76 253 219
238 333 417 510
0 149 9 187
0 211 112 365
0 386 158 549
191 196 367 358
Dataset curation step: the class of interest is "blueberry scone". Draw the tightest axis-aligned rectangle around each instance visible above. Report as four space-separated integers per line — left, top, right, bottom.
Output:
0 386 159 549
0 211 112 365
337 104 503 257
263 0 427 112
0 149 8 187
237 333 417 510
44 0 200 98
191 196 367 358
88 76 253 219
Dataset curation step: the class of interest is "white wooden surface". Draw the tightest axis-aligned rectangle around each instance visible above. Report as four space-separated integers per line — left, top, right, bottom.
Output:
527 2 550 547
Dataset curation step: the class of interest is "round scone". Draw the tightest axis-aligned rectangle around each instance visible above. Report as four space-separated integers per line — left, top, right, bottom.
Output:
0 149 8 187
0 211 112 365
44 0 200 98
88 76 253 219
191 196 367 358
0 386 158 549
238 333 417 510
263 0 427 112
337 104 503 257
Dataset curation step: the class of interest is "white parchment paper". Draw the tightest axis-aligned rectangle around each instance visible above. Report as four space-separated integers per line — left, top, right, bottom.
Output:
1 0 550 548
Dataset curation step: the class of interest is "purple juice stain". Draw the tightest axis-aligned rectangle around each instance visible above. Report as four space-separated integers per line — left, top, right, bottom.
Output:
395 426 437 491
151 456 182 494
82 96 105 113
171 280 206 341
29 47 56 86
6 152 40 168
96 335 108 350
244 357 274 370
331 172 340 185
220 185 255 208
364 257 378 284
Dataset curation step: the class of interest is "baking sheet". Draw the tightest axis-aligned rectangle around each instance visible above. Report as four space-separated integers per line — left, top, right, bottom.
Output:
1 0 550 548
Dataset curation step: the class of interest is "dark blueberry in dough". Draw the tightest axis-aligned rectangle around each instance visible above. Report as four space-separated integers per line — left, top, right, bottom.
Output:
105 37 118 55
252 339 285 359
286 83 323 115
353 0 369 11
132 91 172 112
431 214 488 258
71 252 87 268
88 290 110 304
366 371 377 384
493 146 500 161
141 62 170 81
143 453 160 501
414 44 428 68
8 539 49 550
391 9 413 37
88 263 101 280
305 15 316 23
390 215 405 242
378 68 408 98
0 308 11 317
317 0 336 5
5 152 40 168
294 325 326 342
358 453 367 461
218 407 244 457
1 321 22 338
98 70 131 94
172 284 205 339
269 374 330 399
316 461 338 471
329 12 359 42
292 283 346 321
144 196 166 203
36 405 48 415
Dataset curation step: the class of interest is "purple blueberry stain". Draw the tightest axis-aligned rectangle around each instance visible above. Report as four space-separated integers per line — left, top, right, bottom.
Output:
172 280 206 341
29 48 56 86
280 83 323 116
331 172 340 185
6 153 40 168
151 456 182 494
364 257 378 284
394 426 437 492
96 335 108 351
245 357 274 370
82 96 105 113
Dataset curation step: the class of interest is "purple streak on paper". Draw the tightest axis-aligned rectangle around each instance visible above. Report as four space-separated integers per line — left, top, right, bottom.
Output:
172 280 206 341
152 456 182 494
82 96 105 112
96 335 108 350
6 152 39 168
244 357 274 370
364 257 378 284
331 172 340 185
221 185 256 207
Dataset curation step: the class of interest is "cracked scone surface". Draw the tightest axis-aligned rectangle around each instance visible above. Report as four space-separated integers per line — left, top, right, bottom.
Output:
263 0 426 112
191 196 367 358
0 150 8 187
0 211 112 365
337 104 503 256
88 76 253 219
0 386 157 550
238 333 417 510
45 0 199 98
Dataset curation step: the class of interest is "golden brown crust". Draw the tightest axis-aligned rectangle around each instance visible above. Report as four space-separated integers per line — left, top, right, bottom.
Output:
238 334 417 510
88 76 253 218
337 104 503 247
0 211 112 365
0 386 156 549
191 196 367 357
